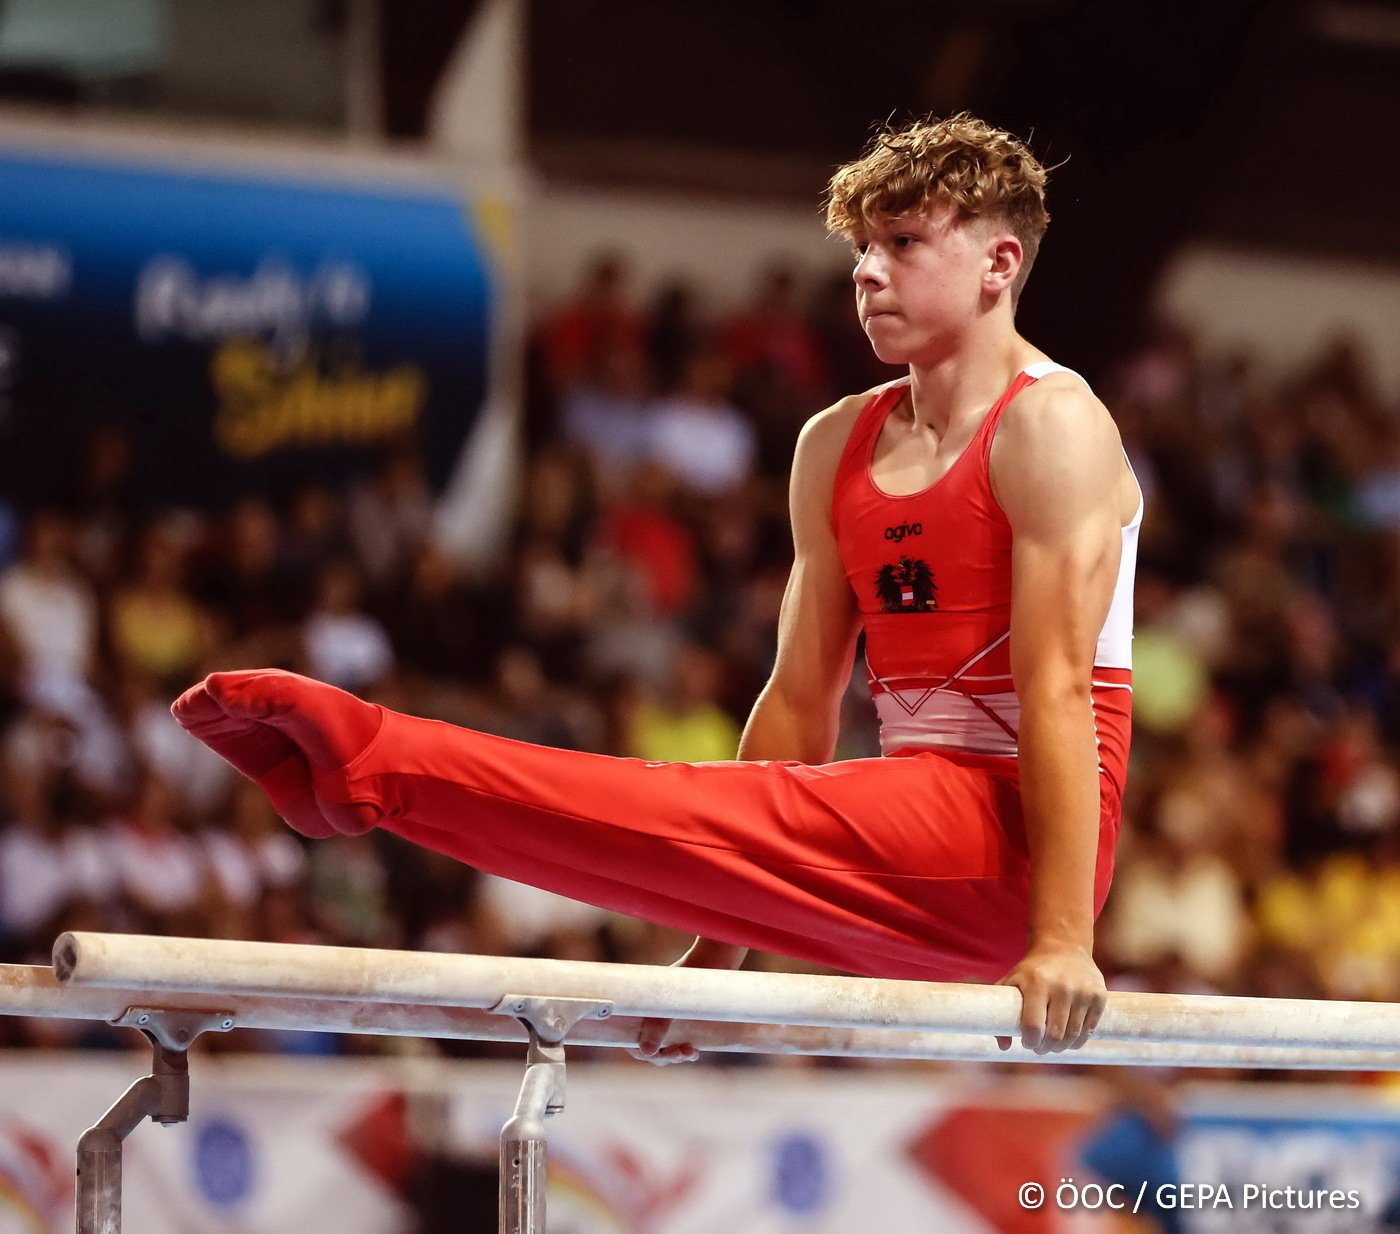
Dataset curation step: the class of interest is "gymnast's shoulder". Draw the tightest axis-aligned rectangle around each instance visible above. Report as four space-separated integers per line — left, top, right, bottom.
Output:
792 382 889 473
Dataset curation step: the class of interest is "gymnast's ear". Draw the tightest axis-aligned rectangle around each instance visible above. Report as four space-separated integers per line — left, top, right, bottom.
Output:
978 224 1024 306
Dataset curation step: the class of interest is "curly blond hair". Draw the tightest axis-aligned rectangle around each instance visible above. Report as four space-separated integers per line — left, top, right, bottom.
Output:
825 113 1053 304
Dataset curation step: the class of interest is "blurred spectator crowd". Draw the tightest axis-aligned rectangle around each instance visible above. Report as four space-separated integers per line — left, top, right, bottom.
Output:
0 254 1396 1076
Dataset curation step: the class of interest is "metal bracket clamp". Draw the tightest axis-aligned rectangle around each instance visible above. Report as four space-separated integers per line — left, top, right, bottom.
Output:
489 995 614 1047
487 996 613 1121
112 1006 237 1054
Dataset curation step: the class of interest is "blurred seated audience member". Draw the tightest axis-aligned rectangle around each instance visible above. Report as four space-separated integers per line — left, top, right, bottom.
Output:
596 463 698 618
626 642 741 763
1281 592 1345 726
303 559 395 692
593 671 645 759
583 572 685 694
539 253 646 390
348 449 434 589
1110 951 1219 999
257 884 327 947
646 348 756 496
62 425 140 585
116 668 232 816
1369 634 1400 746
279 483 354 610
1236 940 1329 1003
106 772 207 925
0 755 115 954
309 833 392 947
1255 845 1400 1000
1110 322 1196 416
1314 703 1400 847
730 360 813 483
0 510 97 691
1128 572 1212 736
1354 424 1400 531
202 780 307 912
809 270 893 399
647 281 704 395
0 501 18 578
1302 337 1387 416
372 824 481 945
560 342 655 492
417 886 511 958
512 530 600 682
1210 481 1307 686
519 447 596 553
482 646 599 750
1156 696 1271 865
1100 820 1250 985
11 671 128 799
476 874 613 957
689 489 763 617
189 497 289 638
109 521 208 687
720 263 827 398
389 544 497 684
0 619 19 721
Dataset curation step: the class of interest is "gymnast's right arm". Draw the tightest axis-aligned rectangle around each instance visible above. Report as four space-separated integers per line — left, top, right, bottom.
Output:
705 403 862 949
737 400 864 764
633 401 863 1064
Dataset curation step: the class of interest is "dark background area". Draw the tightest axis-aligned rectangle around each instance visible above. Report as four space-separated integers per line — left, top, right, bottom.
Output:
371 0 1400 374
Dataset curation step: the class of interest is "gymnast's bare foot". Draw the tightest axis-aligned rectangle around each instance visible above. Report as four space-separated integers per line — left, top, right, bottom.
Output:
172 669 385 837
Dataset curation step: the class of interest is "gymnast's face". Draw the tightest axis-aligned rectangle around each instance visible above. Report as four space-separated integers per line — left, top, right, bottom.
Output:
851 201 1018 366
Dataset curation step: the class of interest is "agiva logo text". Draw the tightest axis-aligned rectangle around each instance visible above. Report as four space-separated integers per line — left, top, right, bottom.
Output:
884 521 923 544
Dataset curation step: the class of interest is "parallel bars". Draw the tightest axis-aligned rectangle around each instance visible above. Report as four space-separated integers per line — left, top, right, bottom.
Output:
0 932 1390 1234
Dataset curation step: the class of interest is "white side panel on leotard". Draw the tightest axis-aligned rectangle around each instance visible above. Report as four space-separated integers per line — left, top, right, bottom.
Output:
1022 361 1140 671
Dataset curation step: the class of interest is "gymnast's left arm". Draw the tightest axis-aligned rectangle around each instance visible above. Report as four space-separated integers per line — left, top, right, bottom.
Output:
990 382 1122 1054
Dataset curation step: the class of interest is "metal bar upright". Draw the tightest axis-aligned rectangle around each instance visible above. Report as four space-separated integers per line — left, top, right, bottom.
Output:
76 1041 189 1234
494 996 609 1234
498 1031 564 1234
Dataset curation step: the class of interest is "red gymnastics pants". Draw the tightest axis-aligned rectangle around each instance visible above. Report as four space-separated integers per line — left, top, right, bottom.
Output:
174 670 1121 982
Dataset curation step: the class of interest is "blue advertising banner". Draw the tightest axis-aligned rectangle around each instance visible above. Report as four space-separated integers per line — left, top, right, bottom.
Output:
1080 1095 1400 1234
0 146 497 506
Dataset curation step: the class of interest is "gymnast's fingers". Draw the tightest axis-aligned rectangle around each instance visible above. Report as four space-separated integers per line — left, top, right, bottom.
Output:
1018 980 1049 1053
632 1017 700 1065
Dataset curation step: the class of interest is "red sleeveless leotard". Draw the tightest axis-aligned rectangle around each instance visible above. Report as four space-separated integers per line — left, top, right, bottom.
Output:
833 366 1136 810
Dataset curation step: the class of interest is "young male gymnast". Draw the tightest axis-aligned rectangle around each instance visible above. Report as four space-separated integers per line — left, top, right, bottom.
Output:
173 113 1141 1060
